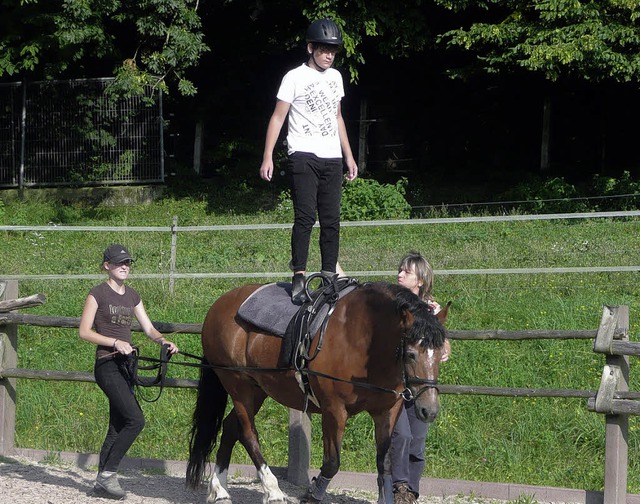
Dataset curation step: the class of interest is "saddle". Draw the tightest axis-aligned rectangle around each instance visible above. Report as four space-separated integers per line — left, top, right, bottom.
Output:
284 273 359 410
237 273 359 410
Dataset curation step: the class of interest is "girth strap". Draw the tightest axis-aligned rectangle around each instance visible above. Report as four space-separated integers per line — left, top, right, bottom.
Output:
288 273 359 411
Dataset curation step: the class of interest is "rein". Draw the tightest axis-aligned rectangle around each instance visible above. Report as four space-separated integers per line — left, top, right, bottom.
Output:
124 284 440 403
136 349 406 398
131 344 174 403
142 343 437 402
100 344 174 403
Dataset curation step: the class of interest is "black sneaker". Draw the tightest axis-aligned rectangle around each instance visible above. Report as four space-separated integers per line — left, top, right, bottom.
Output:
320 270 338 286
291 273 309 304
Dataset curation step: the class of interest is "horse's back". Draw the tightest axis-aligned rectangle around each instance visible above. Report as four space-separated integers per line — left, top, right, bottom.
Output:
201 283 264 361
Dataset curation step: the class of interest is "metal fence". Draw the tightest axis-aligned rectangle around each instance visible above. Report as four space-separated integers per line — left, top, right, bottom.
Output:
0 78 164 188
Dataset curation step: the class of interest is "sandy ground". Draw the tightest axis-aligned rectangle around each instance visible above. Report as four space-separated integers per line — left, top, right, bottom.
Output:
0 456 398 504
0 454 593 504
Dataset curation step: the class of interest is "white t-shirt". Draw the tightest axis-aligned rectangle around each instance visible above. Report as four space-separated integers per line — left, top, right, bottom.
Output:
276 63 345 158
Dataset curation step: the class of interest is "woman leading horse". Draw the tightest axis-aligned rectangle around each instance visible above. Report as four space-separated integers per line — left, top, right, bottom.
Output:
186 281 449 503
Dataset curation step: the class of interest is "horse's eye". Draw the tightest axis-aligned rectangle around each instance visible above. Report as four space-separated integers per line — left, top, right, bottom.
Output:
405 349 418 362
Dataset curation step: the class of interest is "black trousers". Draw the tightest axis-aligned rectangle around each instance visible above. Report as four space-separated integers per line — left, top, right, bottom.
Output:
94 357 145 473
288 152 343 273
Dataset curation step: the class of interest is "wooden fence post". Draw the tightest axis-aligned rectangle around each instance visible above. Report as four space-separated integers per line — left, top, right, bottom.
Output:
0 280 18 456
170 215 178 295
287 409 311 486
602 305 629 504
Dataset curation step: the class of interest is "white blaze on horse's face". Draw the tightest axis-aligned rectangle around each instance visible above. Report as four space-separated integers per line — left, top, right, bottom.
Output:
404 341 443 423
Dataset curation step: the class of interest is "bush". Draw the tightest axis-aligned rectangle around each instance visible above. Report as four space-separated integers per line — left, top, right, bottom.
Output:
340 177 411 220
498 171 640 214
590 171 640 211
499 176 590 213
272 177 411 222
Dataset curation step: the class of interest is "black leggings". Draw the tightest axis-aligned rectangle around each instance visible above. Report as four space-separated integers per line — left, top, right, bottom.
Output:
288 152 343 273
94 357 145 473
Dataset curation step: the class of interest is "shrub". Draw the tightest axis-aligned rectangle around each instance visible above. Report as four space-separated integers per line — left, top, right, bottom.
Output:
273 189 294 221
499 176 589 213
340 177 411 220
590 171 640 211
272 177 411 222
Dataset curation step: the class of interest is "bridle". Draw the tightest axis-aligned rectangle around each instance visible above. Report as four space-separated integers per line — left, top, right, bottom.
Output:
399 337 440 403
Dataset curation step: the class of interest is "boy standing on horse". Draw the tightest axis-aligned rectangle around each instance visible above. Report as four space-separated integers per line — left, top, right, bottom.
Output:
259 18 358 303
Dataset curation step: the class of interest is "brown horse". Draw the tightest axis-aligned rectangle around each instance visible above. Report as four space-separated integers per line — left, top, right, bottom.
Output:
186 281 449 503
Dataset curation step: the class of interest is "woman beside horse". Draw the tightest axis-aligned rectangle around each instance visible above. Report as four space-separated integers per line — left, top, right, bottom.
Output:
387 252 451 504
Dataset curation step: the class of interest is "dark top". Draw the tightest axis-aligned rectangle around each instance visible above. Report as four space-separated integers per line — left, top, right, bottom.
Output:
89 282 141 360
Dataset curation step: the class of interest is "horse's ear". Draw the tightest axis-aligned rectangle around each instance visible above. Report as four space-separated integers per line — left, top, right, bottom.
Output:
436 301 451 325
440 338 451 362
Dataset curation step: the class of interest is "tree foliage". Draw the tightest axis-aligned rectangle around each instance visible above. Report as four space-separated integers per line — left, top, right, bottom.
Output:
300 0 433 81
3 1 640 95
434 0 640 82
0 0 208 95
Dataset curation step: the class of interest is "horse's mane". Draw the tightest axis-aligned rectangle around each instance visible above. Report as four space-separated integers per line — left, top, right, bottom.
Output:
373 282 447 349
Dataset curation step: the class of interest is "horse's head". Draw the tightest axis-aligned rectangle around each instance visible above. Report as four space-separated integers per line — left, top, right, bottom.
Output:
393 286 450 423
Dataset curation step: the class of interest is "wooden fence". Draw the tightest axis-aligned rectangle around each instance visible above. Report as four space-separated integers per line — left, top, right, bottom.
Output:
3 210 640 293
0 279 638 504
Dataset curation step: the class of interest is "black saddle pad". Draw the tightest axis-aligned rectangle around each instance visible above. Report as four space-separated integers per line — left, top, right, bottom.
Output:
237 282 299 336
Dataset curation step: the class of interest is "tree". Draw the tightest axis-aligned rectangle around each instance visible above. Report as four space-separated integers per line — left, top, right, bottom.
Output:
300 0 435 81
434 0 640 83
0 0 437 92
0 0 209 96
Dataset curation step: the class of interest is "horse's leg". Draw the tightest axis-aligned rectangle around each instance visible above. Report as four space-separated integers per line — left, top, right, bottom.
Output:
230 389 288 504
206 408 242 503
302 407 348 503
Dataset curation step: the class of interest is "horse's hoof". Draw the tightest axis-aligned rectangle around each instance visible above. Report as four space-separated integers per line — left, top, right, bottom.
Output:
300 492 322 504
206 497 231 504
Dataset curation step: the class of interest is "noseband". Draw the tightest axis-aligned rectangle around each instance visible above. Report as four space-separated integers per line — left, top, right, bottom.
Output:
400 337 439 402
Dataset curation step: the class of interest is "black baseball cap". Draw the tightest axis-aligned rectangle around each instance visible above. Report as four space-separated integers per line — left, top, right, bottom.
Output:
103 244 135 264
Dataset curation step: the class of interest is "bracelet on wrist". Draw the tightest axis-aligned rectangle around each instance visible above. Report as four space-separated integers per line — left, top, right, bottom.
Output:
113 339 119 350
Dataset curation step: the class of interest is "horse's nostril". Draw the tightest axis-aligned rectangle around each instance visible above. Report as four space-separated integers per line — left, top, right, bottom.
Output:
416 405 439 423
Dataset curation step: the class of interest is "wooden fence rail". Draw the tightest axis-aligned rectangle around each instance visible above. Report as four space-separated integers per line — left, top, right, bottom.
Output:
0 280 638 504
3 211 640 291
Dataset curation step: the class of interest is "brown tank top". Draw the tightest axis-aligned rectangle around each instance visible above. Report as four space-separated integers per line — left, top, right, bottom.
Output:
89 282 141 359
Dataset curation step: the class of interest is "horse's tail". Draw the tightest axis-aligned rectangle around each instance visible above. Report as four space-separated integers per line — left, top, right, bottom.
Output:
186 359 227 489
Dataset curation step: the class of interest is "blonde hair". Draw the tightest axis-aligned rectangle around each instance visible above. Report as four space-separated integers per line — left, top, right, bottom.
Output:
398 251 434 302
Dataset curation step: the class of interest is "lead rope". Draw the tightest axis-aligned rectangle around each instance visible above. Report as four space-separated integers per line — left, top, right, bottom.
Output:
130 344 172 403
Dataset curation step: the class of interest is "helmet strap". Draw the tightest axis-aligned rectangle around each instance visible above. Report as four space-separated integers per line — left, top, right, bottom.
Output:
307 43 328 73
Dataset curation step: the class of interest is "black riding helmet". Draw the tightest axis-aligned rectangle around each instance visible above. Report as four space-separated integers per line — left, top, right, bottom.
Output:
306 18 343 47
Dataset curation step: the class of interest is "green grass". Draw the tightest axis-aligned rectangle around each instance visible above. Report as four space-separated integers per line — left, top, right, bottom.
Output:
3 196 640 493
